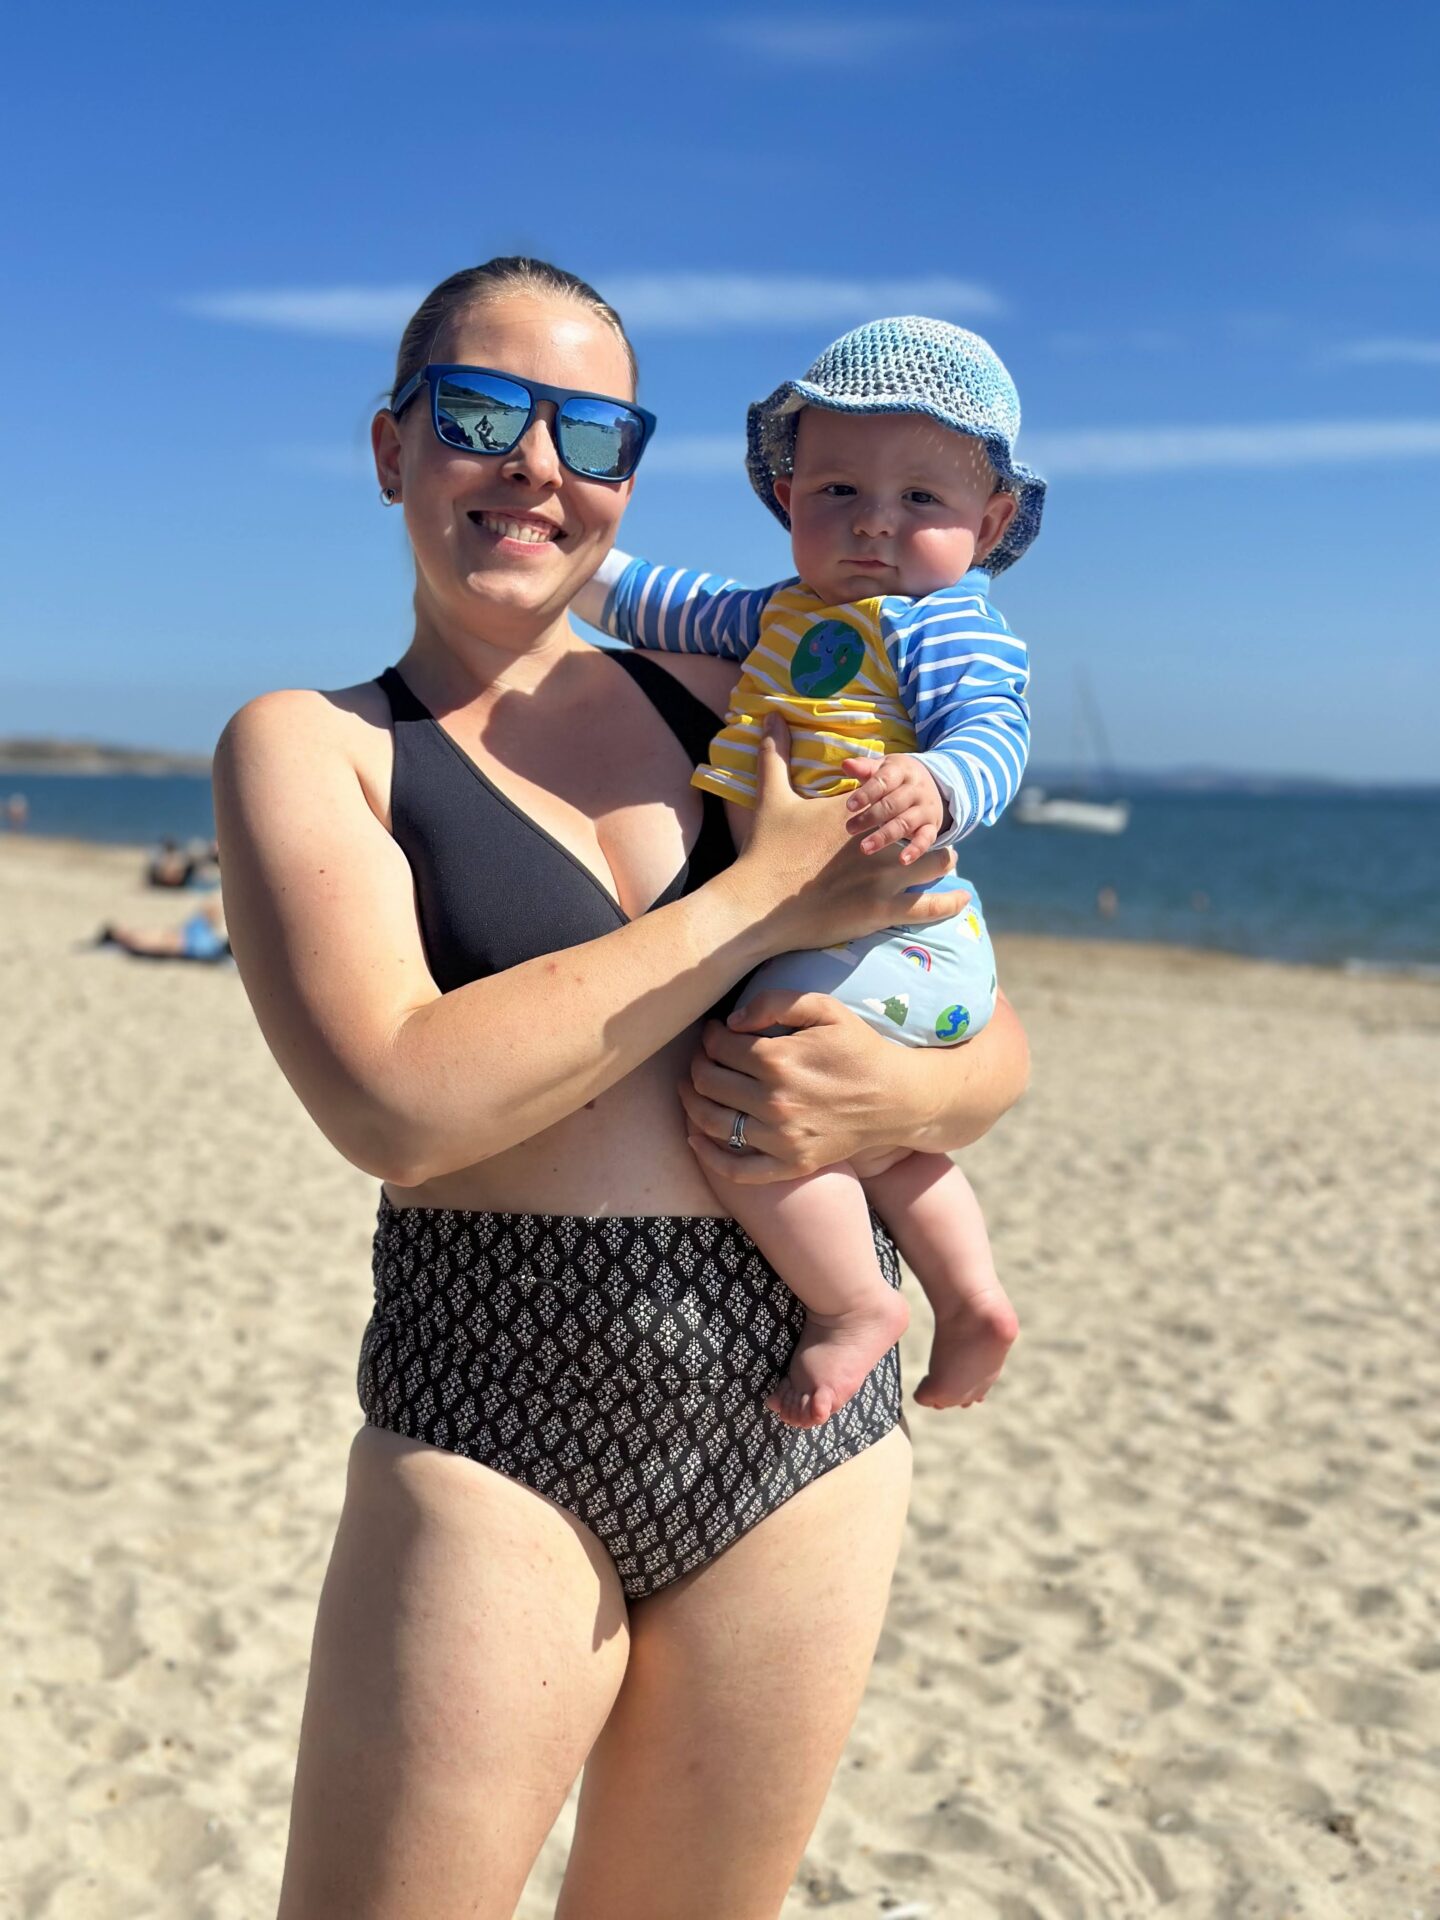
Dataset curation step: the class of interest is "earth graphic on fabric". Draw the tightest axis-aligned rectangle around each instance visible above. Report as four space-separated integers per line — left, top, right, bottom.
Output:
935 1003 971 1042
791 620 866 698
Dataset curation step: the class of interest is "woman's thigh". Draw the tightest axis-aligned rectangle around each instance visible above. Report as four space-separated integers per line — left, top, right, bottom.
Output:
276 1426 630 1920
556 1424 913 1920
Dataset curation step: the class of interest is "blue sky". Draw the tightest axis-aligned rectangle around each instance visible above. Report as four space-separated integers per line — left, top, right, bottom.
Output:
4 0 1438 780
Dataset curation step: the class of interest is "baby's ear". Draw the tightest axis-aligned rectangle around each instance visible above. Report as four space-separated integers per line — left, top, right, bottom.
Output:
773 476 794 514
976 488 1018 563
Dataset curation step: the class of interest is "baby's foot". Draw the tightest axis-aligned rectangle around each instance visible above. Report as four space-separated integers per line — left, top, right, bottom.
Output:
914 1285 1019 1410
767 1289 910 1430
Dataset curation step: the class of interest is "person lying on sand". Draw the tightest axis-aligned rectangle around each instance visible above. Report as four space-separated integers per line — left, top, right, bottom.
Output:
95 899 230 962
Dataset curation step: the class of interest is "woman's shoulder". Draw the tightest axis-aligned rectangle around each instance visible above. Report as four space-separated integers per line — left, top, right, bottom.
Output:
217 678 391 763
214 678 397 825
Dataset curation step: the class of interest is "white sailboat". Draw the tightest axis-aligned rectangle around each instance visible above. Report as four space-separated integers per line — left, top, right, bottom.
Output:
1013 787 1131 833
1013 671 1132 835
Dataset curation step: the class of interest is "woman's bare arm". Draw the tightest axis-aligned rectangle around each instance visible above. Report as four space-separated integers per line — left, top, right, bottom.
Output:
214 695 962 1186
881 988 1029 1151
677 988 1029 1184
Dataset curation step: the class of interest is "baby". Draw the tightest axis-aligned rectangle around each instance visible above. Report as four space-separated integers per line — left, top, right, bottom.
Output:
577 317 1045 1428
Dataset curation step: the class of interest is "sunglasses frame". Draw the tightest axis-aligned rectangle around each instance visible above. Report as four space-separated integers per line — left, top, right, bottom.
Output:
390 363 657 482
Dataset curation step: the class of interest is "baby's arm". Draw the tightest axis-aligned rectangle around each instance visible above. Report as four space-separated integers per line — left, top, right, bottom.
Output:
883 585 1031 848
839 584 1031 857
573 549 779 661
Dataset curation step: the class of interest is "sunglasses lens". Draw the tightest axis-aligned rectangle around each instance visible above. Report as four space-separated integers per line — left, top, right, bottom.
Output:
558 397 646 479
433 371 531 453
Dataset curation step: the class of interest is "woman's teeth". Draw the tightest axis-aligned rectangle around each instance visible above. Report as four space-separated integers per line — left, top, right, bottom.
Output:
476 513 557 544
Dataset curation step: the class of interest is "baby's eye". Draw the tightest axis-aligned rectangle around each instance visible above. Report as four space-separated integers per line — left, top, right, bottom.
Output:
820 483 856 496
906 490 939 506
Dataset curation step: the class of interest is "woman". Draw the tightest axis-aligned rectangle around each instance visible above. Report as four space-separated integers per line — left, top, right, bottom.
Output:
214 257 1030 1920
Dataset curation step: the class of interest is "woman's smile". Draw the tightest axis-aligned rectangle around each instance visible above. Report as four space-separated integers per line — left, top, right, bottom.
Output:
467 508 567 552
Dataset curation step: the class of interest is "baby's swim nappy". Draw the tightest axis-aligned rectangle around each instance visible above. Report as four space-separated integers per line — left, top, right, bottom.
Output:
743 874 997 1047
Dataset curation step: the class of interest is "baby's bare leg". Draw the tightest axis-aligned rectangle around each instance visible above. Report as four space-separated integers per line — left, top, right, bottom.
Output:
862 1151 1018 1409
715 793 907 1426
707 1164 908 1431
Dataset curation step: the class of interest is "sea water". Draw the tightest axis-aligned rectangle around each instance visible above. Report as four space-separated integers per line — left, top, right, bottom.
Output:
6 774 1438 973
4 772 217 850
957 790 1440 973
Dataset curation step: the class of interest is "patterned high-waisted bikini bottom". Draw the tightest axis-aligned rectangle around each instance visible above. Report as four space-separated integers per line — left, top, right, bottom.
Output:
356 1197 903 1600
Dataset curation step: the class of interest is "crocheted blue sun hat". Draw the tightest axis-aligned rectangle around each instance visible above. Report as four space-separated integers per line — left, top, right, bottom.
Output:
746 316 1045 575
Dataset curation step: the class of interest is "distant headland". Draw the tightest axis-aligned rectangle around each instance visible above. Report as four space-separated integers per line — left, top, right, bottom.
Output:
0 738 1433 798
0 739 212 777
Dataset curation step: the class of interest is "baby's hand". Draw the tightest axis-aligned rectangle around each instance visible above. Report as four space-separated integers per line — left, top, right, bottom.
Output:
841 753 947 863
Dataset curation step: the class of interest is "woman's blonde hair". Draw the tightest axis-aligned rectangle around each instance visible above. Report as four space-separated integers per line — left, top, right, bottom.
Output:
390 257 638 405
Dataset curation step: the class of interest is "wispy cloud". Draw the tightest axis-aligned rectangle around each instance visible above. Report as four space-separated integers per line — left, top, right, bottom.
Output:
184 286 420 339
1334 216 1440 267
706 15 936 66
706 7 1164 66
1326 338 1440 367
649 419 1440 479
604 272 1003 327
1032 418 1440 475
183 272 1004 339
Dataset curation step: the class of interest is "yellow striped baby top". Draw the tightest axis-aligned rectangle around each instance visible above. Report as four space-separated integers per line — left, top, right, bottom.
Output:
694 585 913 807
583 554 1032 842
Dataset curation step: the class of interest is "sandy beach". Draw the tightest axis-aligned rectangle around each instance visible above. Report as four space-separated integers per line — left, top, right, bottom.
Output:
2 833 1437 1920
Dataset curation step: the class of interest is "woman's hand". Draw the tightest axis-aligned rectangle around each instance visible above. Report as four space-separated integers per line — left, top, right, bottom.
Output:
680 992 915 1184
732 717 965 957
680 989 1030 1185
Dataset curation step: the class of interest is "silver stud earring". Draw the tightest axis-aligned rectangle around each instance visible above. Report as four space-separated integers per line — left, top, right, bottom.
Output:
380 486 398 506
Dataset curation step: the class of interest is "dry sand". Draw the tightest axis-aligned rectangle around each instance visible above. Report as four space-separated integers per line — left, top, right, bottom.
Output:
2 835 1438 1920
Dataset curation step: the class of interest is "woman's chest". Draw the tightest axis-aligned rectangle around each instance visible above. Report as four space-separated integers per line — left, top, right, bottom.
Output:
456 699 705 922
382 678 719 996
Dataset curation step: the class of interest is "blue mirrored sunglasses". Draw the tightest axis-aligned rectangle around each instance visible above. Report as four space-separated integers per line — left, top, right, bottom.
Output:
390 364 657 482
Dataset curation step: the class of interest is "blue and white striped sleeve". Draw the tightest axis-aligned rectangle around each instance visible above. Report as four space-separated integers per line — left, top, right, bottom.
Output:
576 548 773 662
882 583 1031 847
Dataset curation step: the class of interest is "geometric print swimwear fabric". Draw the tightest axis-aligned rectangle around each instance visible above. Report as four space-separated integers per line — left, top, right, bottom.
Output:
357 1199 903 1599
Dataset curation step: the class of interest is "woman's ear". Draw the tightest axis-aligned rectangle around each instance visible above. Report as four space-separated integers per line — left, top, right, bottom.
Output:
975 489 1018 564
773 476 794 514
372 409 403 497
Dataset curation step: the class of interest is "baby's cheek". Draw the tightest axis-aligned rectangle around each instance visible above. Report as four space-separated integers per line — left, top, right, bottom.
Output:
909 525 978 588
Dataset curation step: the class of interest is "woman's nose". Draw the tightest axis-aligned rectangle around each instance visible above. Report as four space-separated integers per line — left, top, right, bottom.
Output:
501 402 564 487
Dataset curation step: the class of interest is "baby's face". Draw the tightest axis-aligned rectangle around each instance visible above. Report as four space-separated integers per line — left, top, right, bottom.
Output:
775 409 1017 605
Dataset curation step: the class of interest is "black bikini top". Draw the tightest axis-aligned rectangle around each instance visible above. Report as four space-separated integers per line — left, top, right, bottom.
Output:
377 652 732 993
